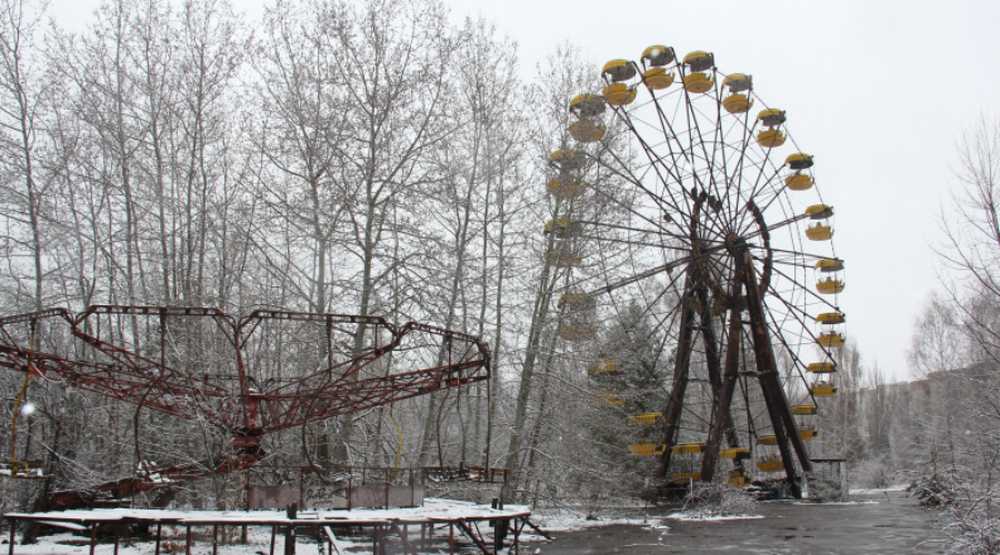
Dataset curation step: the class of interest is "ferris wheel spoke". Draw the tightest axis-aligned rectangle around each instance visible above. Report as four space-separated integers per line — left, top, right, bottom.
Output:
648 299 685 372
726 116 761 216
703 256 738 304
577 220 691 245
738 210 810 242
588 143 692 226
712 87 738 221
581 177 683 242
678 77 740 241
759 260 841 314
622 103 745 241
684 69 728 203
761 293 826 405
640 96 694 170
644 91 703 204
587 249 708 296
606 107 695 216
744 243 840 265
607 278 682 350
641 99 748 243
745 136 786 200
583 234 689 252
753 180 797 218
765 258 823 271
736 163 787 233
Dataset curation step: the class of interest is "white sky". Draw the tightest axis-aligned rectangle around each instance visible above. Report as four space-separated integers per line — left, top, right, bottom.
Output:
47 0 1000 382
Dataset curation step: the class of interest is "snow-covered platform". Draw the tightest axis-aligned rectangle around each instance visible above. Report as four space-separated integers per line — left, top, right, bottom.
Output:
4 498 534 554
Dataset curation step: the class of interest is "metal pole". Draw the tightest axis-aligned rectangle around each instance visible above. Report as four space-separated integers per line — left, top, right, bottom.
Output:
702 266 746 481
657 278 696 478
8 519 15 555
741 248 812 495
513 518 524 555
284 503 297 555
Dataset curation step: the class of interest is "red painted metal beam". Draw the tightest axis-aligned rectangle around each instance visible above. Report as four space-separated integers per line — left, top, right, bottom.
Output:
0 304 491 505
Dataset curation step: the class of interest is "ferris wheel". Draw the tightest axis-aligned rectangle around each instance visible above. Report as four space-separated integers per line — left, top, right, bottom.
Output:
546 45 845 496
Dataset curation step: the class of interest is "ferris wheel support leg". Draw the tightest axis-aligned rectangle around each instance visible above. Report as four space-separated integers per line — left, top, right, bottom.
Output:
694 282 726 482
701 297 745 482
656 281 697 480
741 252 812 496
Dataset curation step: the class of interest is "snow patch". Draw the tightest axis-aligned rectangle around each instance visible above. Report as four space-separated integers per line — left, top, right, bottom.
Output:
665 512 765 522
5 497 529 524
792 500 880 506
848 485 908 496
531 509 663 532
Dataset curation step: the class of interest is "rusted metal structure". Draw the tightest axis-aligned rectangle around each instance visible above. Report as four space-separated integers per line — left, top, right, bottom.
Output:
0 305 491 507
548 44 847 497
4 502 533 555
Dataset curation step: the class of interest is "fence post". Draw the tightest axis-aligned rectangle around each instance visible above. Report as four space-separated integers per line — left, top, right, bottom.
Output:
284 503 298 555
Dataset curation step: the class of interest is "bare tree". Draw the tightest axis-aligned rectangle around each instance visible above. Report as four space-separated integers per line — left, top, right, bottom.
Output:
939 117 1000 363
907 292 970 377
910 116 1000 552
0 0 49 311
413 16 523 468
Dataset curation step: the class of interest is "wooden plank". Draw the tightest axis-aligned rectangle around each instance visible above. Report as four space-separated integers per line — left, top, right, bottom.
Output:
522 518 552 540
321 526 342 555
455 520 492 554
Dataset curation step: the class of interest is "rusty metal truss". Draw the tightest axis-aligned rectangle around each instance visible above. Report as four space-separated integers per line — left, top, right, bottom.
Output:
0 305 491 505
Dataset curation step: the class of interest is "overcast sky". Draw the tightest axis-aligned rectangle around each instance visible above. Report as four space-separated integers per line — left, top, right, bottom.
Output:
47 0 1000 382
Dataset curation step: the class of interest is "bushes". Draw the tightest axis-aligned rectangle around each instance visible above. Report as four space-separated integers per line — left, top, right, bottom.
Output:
682 482 757 516
944 506 1000 555
908 472 958 508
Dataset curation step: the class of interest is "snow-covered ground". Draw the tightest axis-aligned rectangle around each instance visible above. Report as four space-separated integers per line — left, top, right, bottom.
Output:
664 512 764 522
792 500 880 506
530 508 658 532
5 497 529 525
848 484 909 496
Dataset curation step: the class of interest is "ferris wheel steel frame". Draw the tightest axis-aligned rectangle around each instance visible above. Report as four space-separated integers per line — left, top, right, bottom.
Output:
551 45 845 497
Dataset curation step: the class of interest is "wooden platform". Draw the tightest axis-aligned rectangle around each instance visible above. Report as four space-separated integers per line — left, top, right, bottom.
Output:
4 499 534 554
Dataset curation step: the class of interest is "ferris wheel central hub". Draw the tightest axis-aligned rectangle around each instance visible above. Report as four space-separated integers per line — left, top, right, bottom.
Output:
723 232 747 253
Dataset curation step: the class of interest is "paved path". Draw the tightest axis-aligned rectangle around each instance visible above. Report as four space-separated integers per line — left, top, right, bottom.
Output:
531 490 948 554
